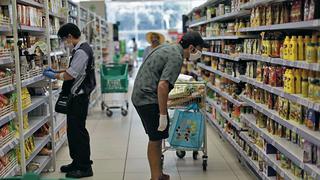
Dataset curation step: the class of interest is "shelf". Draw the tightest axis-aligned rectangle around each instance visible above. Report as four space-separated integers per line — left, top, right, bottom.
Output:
207 82 244 106
19 25 46 33
33 155 51 174
21 74 45 87
188 17 208 28
4 163 19 178
197 63 241 83
240 0 287 9
0 112 16 128
0 85 15 95
206 97 243 130
54 117 66 134
49 12 67 21
23 96 49 114
241 114 320 179
239 20 320 32
17 0 44 8
206 112 272 180
55 134 67 154
202 51 240 61
239 53 320 71
189 10 250 28
239 132 297 180
50 51 65 57
24 115 50 139
0 56 13 65
240 95 320 148
26 135 50 166
0 138 19 157
240 75 320 112
203 35 258 40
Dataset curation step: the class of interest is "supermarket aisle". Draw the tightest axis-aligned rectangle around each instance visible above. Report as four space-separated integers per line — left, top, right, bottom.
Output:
43 78 255 180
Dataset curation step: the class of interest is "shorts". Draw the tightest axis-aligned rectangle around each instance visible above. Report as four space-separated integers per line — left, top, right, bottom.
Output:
134 104 169 141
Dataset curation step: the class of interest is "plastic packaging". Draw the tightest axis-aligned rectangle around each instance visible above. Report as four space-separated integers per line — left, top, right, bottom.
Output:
290 36 298 61
295 69 302 94
298 36 304 61
283 36 290 60
302 69 309 97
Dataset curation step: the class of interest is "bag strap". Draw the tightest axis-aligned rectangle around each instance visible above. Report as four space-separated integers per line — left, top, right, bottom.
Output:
140 44 169 70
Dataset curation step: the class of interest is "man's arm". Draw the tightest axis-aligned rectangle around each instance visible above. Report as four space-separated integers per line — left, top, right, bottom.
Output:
54 71 74 81
157 80 169 115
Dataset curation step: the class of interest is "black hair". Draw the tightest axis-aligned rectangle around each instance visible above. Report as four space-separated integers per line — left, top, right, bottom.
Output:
179 31 207 49
57 23 81 39
179 40 191 49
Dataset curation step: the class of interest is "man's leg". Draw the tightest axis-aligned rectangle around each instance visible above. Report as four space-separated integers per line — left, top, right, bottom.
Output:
148 140 162 180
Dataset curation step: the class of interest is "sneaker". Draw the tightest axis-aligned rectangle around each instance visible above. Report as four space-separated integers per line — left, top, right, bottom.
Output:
60 163 76 173
66 167 93 178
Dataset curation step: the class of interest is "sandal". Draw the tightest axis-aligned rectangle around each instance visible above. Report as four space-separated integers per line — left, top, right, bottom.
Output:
150 174 170 180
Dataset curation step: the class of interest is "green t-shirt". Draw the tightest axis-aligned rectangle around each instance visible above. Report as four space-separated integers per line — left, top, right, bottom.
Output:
132 44 184 106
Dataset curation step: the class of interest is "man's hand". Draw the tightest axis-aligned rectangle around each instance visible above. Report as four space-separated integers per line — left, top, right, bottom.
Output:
158 114 168 131
44 67 57 73
43 69 57 79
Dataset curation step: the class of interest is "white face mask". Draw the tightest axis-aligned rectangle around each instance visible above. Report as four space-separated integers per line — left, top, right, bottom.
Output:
189 49 202 61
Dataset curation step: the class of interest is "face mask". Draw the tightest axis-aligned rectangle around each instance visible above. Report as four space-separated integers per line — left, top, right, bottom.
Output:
189 48 202 61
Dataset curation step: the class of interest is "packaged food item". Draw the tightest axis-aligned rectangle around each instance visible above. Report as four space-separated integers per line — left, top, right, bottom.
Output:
302 69 309 97
287 69 295 94
312 145 317 164
298 36 305 61
294 69 302 94
315 72 320 102
304 0 310 21
269 66 277 86
266 5 272 25
306 109 319 130
306 36 318 63
289 36 298 61
289 102 302 123
308 71 316 100
283 36 290 60
279 97 290 120
308 0 315 20
303 140 313 163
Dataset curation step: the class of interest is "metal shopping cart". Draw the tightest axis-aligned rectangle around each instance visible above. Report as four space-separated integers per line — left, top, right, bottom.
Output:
163 81 208 171
100 63 129 117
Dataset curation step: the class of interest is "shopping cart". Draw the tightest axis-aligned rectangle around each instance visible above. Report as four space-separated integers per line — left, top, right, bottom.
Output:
100 63 129 117
163 81 208 171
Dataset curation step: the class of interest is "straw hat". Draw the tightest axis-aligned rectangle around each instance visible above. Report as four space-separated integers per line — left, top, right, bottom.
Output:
146 32 165 44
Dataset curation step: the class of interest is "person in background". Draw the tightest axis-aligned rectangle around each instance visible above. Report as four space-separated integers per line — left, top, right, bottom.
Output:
142 32 165 61
43 23 96 178
132 31 208 180
132 37 138 67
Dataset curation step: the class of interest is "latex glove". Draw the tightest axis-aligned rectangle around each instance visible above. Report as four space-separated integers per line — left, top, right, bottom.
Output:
44 67 57 73
43 70 56 79
158 114 168 131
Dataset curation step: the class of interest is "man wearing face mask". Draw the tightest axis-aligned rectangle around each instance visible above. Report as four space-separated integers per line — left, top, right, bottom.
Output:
142 32 165 61
42 23 95 178
132 31 207 180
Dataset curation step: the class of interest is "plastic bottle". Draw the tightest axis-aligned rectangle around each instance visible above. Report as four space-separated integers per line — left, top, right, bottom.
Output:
288 69 295 94
298 36 304 61
290 36 298 61
304 36 311 59
265 35 272 57
309 71 316 100
295 69 302 94
283 36 290 60
302 69 309 97
317 37 320 63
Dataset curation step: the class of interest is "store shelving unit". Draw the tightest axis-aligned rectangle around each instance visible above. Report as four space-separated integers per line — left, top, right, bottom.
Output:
0 0 110 178
186 0 320 179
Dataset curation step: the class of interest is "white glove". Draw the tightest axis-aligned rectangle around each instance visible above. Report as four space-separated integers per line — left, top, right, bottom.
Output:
158 114 168 131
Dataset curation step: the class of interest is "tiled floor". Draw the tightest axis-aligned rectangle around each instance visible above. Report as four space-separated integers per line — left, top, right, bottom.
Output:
42 74 256 180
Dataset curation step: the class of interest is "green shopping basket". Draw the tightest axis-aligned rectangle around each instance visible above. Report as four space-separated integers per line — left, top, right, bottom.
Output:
5 173 72 180
100 63 129 93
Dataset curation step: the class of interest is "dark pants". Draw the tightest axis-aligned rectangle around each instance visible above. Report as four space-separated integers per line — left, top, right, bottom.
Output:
67 94 92 170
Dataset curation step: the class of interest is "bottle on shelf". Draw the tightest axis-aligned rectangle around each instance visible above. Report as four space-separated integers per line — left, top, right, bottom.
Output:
308 71 316 100
302 69 309 98
304 36 311 60
290 36 298 61
306 36 318 63
317 37 320 63
298 36 304 61
283 36 290 60
295 69 302 94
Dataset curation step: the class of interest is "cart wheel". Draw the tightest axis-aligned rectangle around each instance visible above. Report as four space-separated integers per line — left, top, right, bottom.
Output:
101 102 105 111
202 160 207 171
193 151 199 160
176 151 186 159
121 109 128 116
106 110 113 117
160 155 164 169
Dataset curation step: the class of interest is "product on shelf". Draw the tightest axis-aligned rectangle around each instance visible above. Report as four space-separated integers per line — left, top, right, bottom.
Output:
17 4 44 28
0 150 17 176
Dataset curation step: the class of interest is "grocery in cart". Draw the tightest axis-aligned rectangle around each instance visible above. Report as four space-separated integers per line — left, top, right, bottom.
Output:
164 80 208 171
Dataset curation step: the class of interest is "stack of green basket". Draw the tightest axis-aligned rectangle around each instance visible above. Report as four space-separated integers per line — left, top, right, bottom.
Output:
5 173 73 180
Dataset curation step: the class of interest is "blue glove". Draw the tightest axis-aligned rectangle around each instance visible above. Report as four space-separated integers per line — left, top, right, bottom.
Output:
44 67 57 73
43 70 57 79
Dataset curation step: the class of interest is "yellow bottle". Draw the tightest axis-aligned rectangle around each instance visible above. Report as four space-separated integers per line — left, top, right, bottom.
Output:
305 36 311 60
283 36 290 60
290 36 298 61
284 69 288 93
306 42 317 63
288 69 295 94
295 69 302 94
302 69 309 97
298 36 304 61
309 71 316 100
